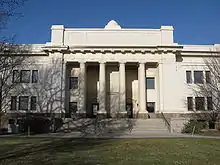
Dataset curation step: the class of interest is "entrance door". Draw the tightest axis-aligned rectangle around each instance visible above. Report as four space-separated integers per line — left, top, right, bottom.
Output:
126 103 133 118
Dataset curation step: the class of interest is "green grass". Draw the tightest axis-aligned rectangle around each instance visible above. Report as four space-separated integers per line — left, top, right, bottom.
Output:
0 137 220 165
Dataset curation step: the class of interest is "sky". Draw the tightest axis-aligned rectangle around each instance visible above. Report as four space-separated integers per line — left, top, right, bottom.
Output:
4 0 220 45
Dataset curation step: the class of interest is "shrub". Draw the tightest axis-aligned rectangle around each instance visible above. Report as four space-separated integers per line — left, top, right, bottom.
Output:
182 120 207 134
18 117 52 134
0 128 8 134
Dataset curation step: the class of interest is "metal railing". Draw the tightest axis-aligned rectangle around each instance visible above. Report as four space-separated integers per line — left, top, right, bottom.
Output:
161 112 171 132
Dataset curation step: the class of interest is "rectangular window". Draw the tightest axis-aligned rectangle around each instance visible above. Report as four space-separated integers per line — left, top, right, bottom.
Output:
207 97 213 110
69 77 78 89
186 71 192 83
20 70 30 83
205 71 211 83
187 97 193 111
12 70 20 83
195 97 205 111
147 102 155 113
146 77 155 89
32 70 38 83
19 96 29 111
11 96 17 110
194 71 203 84
69 102 77 113
30 96 37 111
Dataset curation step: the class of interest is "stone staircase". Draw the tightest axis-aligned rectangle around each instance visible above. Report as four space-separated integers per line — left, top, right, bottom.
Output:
128 119 171 136
59 118 171 136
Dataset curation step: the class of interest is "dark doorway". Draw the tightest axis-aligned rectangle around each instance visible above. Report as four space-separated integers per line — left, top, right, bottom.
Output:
147 102 155 113
91 103 99 118
126 103 133 118
68 102 77 118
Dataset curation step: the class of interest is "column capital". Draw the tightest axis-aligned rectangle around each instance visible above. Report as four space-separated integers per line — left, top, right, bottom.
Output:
119 61 126 64
139 61 147 64
99 61 106 64
79 61 86 64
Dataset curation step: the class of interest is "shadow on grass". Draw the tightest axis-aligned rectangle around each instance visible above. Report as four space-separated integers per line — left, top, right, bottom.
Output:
0 137 115 165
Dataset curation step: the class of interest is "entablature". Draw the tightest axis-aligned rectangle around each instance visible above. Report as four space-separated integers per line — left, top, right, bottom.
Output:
42 45 183 54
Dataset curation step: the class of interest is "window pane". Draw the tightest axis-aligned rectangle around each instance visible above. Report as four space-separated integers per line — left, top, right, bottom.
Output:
69 77 78 89
30 96 37 111
11 96 17 110
187 97 193 111
186 71 192 83
20 70 30 83
207 97 213 110
147 102 155 112
205 71 211 83
12 70 20 83
146 77 155 89
195 97 205 111
19 96 29 111
194 71 203 84
32 70 38 83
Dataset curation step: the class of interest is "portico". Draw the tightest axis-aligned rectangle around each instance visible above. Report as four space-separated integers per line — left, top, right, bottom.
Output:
66 60 150 118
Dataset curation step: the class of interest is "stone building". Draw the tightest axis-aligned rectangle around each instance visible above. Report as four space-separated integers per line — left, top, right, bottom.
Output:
5 20 220 122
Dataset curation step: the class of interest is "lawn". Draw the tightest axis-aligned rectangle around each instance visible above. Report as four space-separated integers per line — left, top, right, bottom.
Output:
0 137 219 165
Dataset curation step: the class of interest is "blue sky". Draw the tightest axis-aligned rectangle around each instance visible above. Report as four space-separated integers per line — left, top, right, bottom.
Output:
5 0 220 45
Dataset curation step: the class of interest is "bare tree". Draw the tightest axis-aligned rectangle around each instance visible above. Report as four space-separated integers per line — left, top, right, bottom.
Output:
190 48 220 128
0 0 28 128
0 0 26 30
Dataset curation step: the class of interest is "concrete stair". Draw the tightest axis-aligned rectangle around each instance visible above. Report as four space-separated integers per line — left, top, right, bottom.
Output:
127 119 170 135
60 118 170 136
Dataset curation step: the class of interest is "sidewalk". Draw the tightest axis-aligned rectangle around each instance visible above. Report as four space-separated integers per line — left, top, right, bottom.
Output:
31 132 220 139
2 132 220 139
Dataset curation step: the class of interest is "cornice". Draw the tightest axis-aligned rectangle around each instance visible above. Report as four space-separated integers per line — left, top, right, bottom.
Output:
42 45 69 53
41 44 184 54
67 45 183 54
180 51 220 56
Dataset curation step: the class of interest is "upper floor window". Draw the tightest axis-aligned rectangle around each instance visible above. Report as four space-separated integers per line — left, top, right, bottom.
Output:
12 70 20 83
32 70 38 83
69 77 78 89
12 69 39 83
186 71 192 83
146 77 155 89
20 70 31 83
205 71 211 84
194 71 203 84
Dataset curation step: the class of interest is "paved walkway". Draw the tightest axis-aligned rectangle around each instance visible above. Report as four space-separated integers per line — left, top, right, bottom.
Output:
29 132 220 139
1 132 220 139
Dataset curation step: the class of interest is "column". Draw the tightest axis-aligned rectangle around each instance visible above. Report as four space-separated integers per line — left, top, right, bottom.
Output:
119 62 126 113
98 62 106 113
78 62 86 114
138 62 147 113
158 63 164 112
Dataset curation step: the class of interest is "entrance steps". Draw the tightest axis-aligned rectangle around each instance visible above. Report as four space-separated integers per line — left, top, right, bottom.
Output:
60 118 170 136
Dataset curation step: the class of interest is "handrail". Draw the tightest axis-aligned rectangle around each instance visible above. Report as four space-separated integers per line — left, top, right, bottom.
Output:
161 112 171 132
